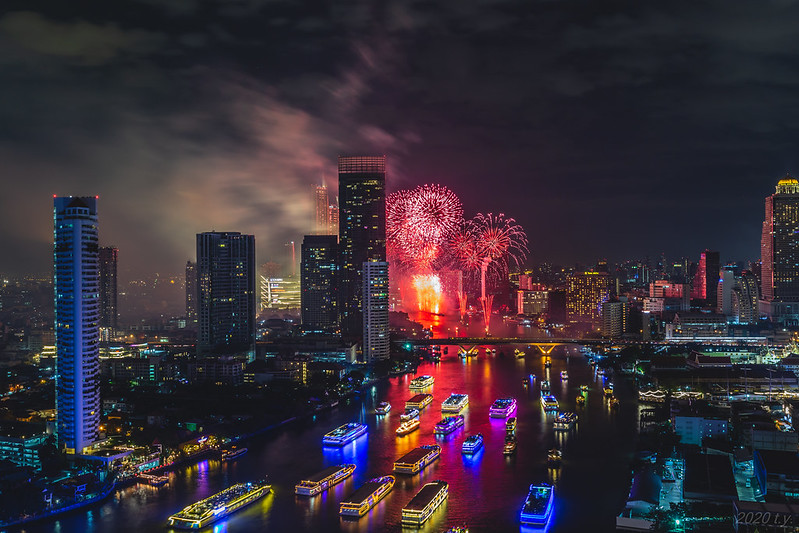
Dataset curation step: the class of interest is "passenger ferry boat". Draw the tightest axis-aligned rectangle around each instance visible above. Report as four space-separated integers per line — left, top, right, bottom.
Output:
520 484 554 526
139 473 169 486
400 408 421 422
544 357 552 367
554 412 577 430
540 395 559 411
167 481 271 529
576 395 585 407
375 401 391 415
604 384 614 397
396 417 421 436
401 480 448 526
410 375 435 389
560 370 569 380
393 445 441 474
340 475 395 517
434 415 465 435
406 393 433 410
461 433 484 455
506 417 517 432
295 464 356 496
322 423 367 447
514 348 525 358
441 393 469 413
221 446 247 461
489 398 517 418
541 380 551 393
503 435 517 455
547 448 562 465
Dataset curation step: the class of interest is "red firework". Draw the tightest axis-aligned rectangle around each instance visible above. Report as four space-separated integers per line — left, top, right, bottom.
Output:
452 213 528 273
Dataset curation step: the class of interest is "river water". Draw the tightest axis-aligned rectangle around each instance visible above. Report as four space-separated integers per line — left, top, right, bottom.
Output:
23 345 639 533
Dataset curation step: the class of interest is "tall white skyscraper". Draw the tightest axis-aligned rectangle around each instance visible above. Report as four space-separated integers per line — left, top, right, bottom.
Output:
362 261 389 362
54 196 101 454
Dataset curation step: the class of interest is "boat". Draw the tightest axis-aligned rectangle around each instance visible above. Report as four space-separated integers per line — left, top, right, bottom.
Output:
167 481 271 529
576 395 585 407
434 415 465 435
340 475 395 517
322 423 367 447
580 385 589 392
519 484 554 526
139 473 169 486
610 396 620 409
503 436 517 455
554 412 577 430
604 384 614 397
221 446 247 461
540 395 559 411
441 393 469 413
560 370 569 380
410 375 435 389
529 373 536 381
401 480 448 526
544 357 551 368
547 448 562 465
400 408 421 422
396 418 421 436
444 527 469 533
393 445 441 474
375 402 391 415
489 398 517 418
514 348 525 358
541 380 551 393
461 433 484 455
406 393 433 410
506 417 517 432
459 347 477 358
295 464 356 496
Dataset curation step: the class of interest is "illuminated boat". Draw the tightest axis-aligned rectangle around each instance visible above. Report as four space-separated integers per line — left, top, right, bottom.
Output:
434 415 465 435
410 375 435 389
506 417 517 432
139 473 169 486
461 433 484 455
393 445 441 474
406 393 433 410
541 380 551 393
547 448 562 465
544 357 551 368
167 481 271 529
375 402 391 415
489 398 517 418
576 395 585 407
339 475 395 517
441 393 469 413
221 446 247 461
580 385 589 393
503 435 517 455
400 408 421 422
604 384 614 397
540 395 559 411
610 396 620 409
554 412 577 430
322 423 367 447
295 464 356 496
401 480 448 526
396 418 420 436
519 484 554 526
560 370 569 380
514 348 525 358
444 527 469 533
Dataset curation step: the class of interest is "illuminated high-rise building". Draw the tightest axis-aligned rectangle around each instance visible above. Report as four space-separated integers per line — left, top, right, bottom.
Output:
53 196 101 454
197 232 256 358
761 176 799 323
362 261 389 362
733 270 760 324
314 184 330 234
690 250 720 304
338 155 387 339
566 271 610 323
328 202 339 236
98 246 118 333
301 234 338 330
185 261 197 325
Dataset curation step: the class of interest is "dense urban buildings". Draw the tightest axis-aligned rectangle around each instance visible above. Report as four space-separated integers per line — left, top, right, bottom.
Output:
566 271 610 324
690 249 720 305
300 234 338 331
362 261 389 362
98 246 118 334
196 232 256 359
760 176 799 325
337 155 387 339
53 196 101 454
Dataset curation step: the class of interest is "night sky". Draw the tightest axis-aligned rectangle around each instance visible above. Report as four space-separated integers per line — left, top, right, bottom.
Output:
1 0 796 277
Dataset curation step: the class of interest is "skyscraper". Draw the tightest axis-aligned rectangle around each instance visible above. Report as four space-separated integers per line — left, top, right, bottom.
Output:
315 184 330 234
301 234 338 330
761 176 799 324
197 232 256 358
362 261 389 362
98 246 118 332
566 271 610 323
338 155 387 338
690 250 720 304
734 270 760 324
185 261 197 325
53 196 101 454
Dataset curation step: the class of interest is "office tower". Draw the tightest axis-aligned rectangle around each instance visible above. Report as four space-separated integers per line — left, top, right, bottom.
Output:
301 234 338 330
338 155 387 338
601 300 629 338
197 232 256 358
690 250 720 304
53 196 101 454
185 261 197 325
328 202 339 236
566 271 610 323
716 266 736 315
315 184 330 234
734 270 760 324
362 261 389 362
761 176 799 323
98 246 118 332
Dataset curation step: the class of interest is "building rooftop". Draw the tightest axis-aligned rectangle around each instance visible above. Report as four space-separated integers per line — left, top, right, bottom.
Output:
756 449 799 478
683 453 737 500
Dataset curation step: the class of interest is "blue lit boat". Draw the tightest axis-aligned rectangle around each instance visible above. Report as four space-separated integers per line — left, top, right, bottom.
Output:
520 484 554 526
461 433 484 455
167 481 270 529
400 408 421 422
375 402 391 415
553 412 577 430
489 398 517 418
322 423 367 447
540 395 558 411
434 415 465 435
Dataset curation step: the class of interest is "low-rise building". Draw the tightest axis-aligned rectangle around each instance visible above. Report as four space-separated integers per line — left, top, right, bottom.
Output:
0 422 48 470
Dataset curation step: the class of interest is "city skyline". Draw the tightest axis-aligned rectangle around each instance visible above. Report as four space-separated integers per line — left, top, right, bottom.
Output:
2 2 798 276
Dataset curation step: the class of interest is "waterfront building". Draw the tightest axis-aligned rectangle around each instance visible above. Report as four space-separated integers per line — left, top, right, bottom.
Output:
601 300 629 338
517 287 548 315
761 176 799 325
338 155 387 339
566 271 610 324
301 234 338 330
197 232 256 358
362 261 389 362
185 261 197 325
691 250 720 305
54 196 101 454
733 270 760 325
98 246 117 333
0 422 48 470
